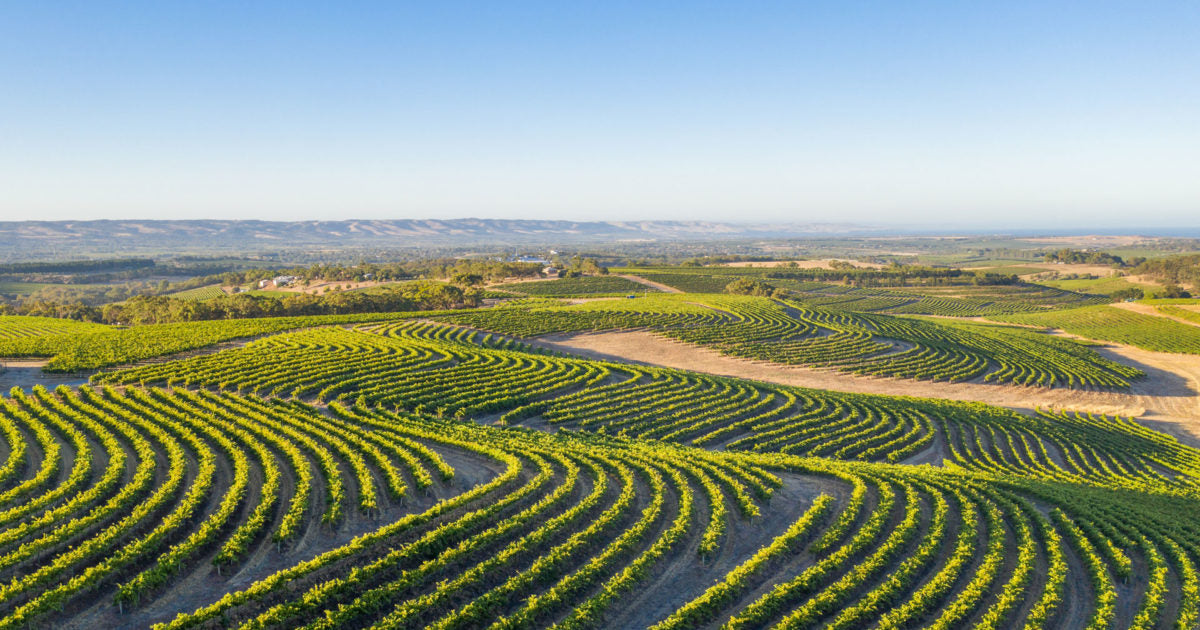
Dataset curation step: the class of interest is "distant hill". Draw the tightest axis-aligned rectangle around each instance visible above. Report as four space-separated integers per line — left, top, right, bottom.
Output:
0 218 866 257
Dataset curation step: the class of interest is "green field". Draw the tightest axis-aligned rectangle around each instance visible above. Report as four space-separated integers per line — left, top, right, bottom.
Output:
491 275 659 297
1034 275 1160 295
242 288 294 298
430 293 1139 388
0 282 54 296
617 267 1107 316
0 315 111 341
1159 305 1200 326
1143 298 1200 306
168 284 228 300
991 304 1200 353
0 311 437 371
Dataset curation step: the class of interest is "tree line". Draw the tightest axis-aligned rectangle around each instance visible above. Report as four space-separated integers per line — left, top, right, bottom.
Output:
1132 254 1200 290
2 281 479 325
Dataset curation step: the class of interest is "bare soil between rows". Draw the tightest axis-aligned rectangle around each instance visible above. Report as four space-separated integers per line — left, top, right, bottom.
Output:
531 330 1200 447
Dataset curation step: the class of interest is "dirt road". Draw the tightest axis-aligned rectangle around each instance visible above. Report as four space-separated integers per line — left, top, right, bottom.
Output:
618 274 683 293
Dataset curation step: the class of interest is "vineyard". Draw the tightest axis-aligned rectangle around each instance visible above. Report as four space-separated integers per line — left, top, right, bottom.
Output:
991 305 1200 354
491 276 660 297
2 281 1200 628
0 311 430 372
0 319 1197 627
167 285 227 301
96 321 1200 488
615 267 1108 317
8 1 1200 625
0 316 110 341
1158 305 1200 327
429 294 1142 388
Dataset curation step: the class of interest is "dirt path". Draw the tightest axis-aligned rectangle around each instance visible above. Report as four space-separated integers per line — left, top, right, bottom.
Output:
532 330 1200 447
618 274 683 293
0 361 89 391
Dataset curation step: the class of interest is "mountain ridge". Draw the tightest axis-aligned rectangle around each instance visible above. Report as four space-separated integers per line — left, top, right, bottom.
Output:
0 218 868 254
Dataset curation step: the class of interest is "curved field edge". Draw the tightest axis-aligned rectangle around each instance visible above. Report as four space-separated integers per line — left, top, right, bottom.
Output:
426 294 1144 390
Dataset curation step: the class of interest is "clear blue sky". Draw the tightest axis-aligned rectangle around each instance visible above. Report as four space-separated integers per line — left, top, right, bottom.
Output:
1 1 1197 228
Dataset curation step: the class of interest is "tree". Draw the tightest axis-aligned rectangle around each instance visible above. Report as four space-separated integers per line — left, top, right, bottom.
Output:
1159 284 1192 299
450 273 484 287
579 258 607 275
1110 287 1144 301
725 279 779 297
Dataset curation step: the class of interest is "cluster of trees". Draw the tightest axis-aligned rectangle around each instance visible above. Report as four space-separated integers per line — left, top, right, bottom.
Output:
553 256 608 278
1110 288 1145 301
679 255 778 267
760 265 1013 288
1042 249 1133 266
724 278 786 298
1110 285 1191 301
1132 254 1200 290
1 282 478 325
183 258 544 291
0 257 155 274
969 272 1021 285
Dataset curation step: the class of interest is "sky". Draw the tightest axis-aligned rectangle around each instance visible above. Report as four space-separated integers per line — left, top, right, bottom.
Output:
0 1 1197 229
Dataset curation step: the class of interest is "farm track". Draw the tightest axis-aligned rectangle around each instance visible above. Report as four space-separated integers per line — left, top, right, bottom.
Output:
619 274 684 294
533 329 1200 446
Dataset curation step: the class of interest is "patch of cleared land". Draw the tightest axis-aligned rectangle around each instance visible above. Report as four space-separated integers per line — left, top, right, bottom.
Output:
534 329 1200 447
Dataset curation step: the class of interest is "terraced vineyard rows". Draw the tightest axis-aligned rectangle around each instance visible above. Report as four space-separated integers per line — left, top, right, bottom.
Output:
98 321 1194 494
2 379 1200 628
0 311 427 372
167 285 227 301
491 276 660 297
1158 305 1200 326
0 385 467 627
431 294 1141 388
6 292 1200 628
992 305 1200 354
0 316 110 341
618 268 1107 316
